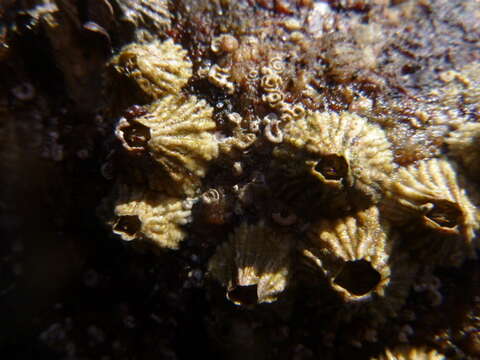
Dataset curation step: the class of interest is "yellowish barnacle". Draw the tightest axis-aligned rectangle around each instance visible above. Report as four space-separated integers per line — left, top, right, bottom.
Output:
303 207 415 320
116 95 219 196
208 222 293 305
116 0 171 30
372 346 445 360
446 122 480 178
382 158 479 259
110 186 193 250
110 39 192 99
281 111 395 202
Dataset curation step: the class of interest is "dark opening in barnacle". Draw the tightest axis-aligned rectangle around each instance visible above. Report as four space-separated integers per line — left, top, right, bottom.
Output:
227 285 258 306
426 199 462 229
114 215 142 237
313 155 349 181
123 121 151 148
333 260 381 296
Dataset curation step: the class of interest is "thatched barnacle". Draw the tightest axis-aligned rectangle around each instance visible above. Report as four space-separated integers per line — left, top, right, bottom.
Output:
109 185 193 250
372 346 445 360
116 94 219 196
279 111 395 204
303 207 416 321
381 158 479 261
208 222 294 306
110 39 192 99
446 122 480 179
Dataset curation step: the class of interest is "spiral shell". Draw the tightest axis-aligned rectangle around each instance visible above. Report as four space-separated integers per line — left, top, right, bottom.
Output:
115 0 172 31
303 207 415 320
117 95 218 196
382 158 479 260
110 39 192 99
109 185 193 250
281 111 395 203
372 346 445 360
208 222 293 305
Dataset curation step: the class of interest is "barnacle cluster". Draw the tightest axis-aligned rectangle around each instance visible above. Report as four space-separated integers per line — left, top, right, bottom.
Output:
93 0 480 357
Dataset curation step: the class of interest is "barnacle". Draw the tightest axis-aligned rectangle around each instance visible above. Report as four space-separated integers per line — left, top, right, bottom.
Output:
115 94 219 196
110 39 192 99
115 0 172 30
208 222 293 305
372 346 445 360
109 185 193 250
382 158 479 261
277 111 395 204
446 122 480 178
303 207 416 321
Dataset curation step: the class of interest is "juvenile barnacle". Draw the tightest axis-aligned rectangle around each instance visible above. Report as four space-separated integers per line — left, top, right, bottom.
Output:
446 122 480 178
372 346 445 360
382 158 479 259
109 185 193 250
119 94 218 196
280 111 395 202
208 222 293 305
110 39 192 99
303 207 416 320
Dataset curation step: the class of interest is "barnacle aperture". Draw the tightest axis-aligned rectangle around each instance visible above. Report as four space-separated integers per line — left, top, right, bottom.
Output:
303 206 416 321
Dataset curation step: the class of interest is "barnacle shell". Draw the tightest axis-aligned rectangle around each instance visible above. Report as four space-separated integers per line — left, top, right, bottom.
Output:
280 111 395 203
446 122 480 178
109 185 193 250
303 207 415 320
115 0 171 31
208 222 293 305
117 95 218 196
110 39 192 99
372 346 445 360
382 158 479 260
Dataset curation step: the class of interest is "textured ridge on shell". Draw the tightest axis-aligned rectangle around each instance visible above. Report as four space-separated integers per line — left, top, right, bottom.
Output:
382 158 479 259
372 346 445 360
110 185 193 249
281 111 395 203
304 207 415 320
110 39 192 98
446 122 480 178
208 222 293 305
